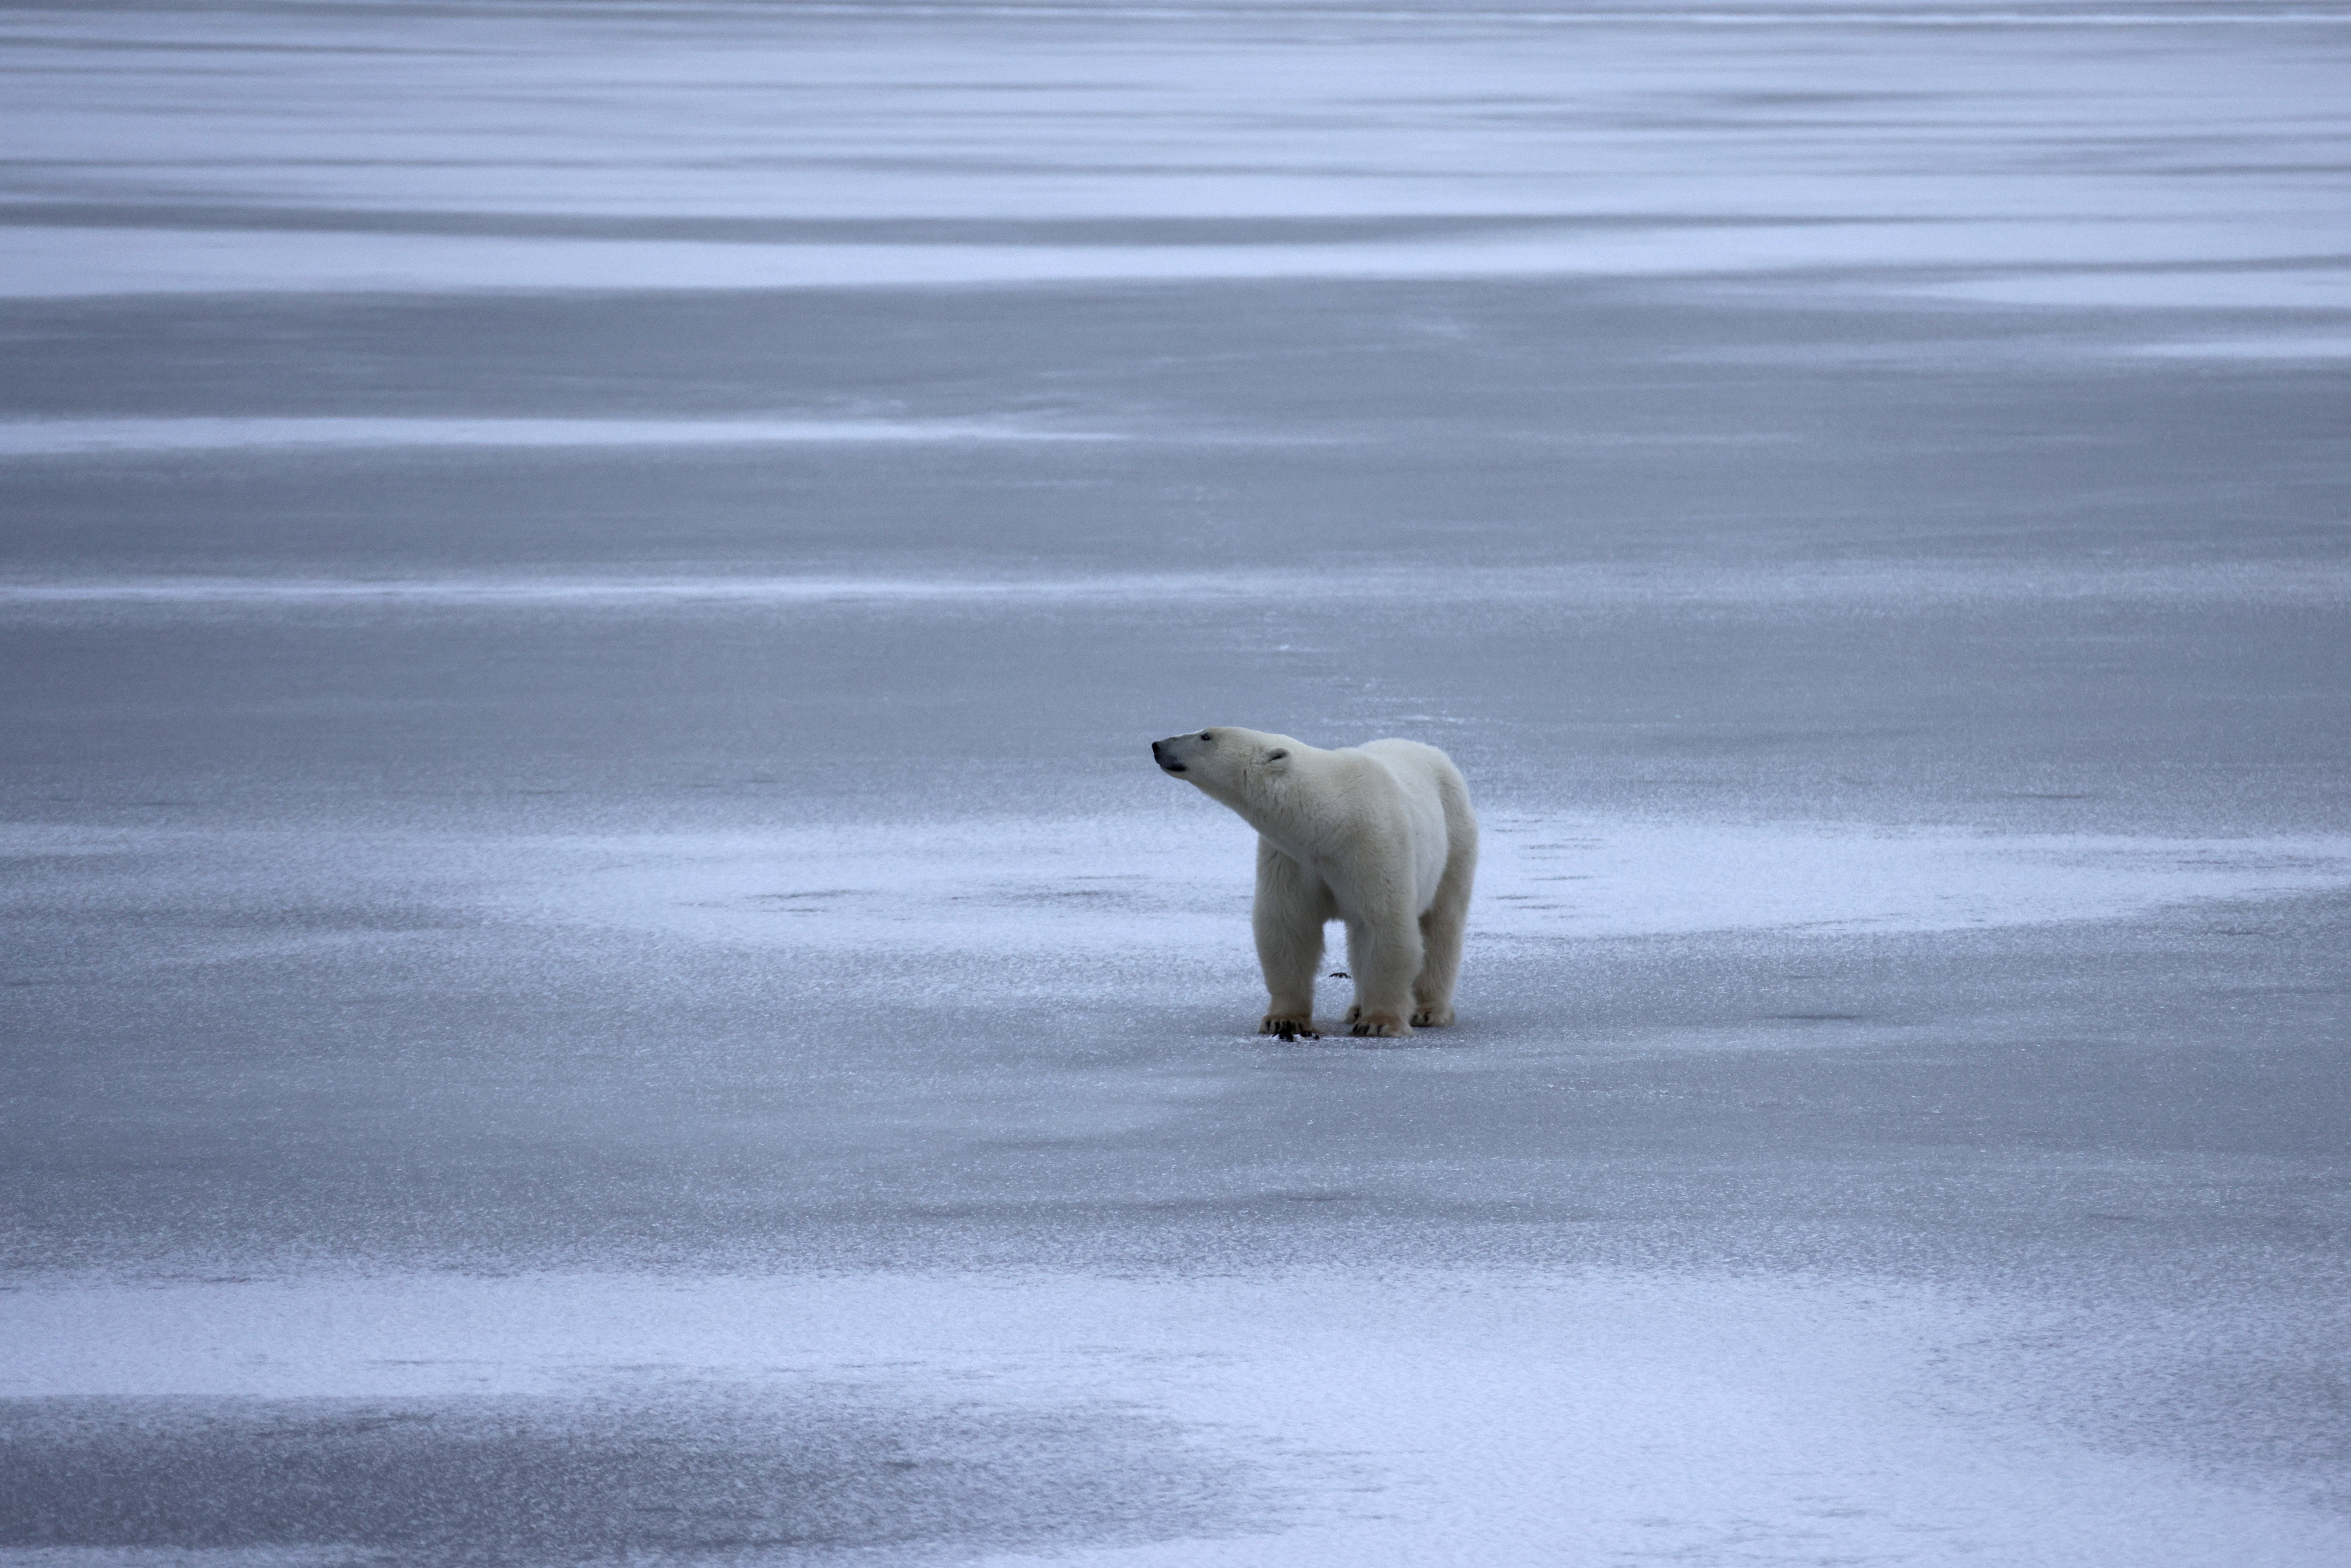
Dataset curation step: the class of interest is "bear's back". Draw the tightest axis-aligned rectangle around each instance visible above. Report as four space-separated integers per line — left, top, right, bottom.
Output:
1352 738 1464 796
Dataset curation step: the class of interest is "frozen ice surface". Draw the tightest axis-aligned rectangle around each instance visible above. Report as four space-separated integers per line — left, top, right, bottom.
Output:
3 2 2350 1564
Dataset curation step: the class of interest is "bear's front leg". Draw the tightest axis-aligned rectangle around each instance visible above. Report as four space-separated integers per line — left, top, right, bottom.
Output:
1341 905 1423 1037
1253 839 1330 1040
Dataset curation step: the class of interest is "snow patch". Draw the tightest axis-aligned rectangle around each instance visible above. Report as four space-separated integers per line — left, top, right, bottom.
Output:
515 815 2351 955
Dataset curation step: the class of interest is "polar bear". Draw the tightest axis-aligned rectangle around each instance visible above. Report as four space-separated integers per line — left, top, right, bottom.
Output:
1152 727 1476 1038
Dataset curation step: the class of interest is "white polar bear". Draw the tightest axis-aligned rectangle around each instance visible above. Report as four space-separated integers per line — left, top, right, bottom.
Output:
1152 726 1477 1038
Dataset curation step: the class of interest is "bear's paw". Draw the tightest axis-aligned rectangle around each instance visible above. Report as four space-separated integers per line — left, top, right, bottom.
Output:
1348 1011 1413 1038
1260 1013 1319 1041
1409 1004 1456 1029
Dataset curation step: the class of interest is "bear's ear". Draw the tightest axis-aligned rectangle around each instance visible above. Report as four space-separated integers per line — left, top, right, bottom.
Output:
1261 747 1291 773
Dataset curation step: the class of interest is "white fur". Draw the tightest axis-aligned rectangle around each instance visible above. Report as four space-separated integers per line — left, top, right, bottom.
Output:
1151 726 1478 1038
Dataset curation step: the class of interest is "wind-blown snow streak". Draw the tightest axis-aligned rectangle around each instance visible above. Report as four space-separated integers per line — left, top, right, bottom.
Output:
0 417 1112 456
7 222 2343 301
5 563 2345 609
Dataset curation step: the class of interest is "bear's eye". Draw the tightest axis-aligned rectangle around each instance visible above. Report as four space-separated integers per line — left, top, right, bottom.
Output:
1200 731 1215 743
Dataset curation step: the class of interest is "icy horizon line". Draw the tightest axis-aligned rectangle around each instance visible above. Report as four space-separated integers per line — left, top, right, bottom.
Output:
149 1 2351 26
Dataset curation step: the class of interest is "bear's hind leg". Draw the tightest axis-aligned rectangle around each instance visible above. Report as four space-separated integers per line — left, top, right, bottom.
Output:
1411 899 1464 1029
1253 839 1331 1038
1413 800 1477 1029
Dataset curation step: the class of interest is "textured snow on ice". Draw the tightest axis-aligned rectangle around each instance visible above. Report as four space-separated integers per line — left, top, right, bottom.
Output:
6 1269 2347 1568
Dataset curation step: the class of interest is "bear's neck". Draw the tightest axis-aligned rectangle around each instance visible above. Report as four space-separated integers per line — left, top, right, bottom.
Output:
1203 777 1301 849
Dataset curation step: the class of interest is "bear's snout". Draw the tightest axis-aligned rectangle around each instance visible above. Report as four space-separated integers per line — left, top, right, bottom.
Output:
1151 738 1186 773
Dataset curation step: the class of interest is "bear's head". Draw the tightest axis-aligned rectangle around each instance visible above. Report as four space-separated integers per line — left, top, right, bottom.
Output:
1151 727 1294 802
